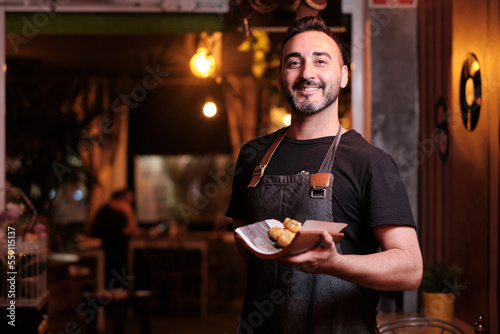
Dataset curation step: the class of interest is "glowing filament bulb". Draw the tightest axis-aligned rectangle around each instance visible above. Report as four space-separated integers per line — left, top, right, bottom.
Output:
190 48 215 78
203 101 217 117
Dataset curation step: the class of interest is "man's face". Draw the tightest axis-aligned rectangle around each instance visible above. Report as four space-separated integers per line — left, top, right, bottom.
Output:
278 31 348 115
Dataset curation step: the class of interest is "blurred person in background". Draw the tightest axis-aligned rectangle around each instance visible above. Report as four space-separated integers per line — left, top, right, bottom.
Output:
90 188 142 286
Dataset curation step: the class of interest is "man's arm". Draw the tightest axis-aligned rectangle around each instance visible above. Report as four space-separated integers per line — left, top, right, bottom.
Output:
115 201 141 237
280 225 423 291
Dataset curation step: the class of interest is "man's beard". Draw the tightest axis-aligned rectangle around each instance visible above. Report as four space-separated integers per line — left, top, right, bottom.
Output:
283 78 341 115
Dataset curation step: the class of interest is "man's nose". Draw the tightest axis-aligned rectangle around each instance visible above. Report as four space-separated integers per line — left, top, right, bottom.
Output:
301 61 315 80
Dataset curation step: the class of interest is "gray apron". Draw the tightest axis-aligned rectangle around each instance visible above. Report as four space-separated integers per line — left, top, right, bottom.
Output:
241 126 377 334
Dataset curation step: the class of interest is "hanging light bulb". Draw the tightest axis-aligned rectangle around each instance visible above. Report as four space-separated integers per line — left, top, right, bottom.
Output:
190 47 216 78
203 101 217 117
190 32 221 79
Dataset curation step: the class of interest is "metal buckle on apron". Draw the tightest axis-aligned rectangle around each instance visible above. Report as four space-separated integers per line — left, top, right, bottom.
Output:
310 173 331 199
253 165 267 176
310 187 327 198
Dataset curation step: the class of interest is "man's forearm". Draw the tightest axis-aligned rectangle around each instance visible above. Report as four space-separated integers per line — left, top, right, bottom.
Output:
283 226 423 291
323 248 423 291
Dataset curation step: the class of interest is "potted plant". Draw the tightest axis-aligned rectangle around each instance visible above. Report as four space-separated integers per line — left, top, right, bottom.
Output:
421 261 466 322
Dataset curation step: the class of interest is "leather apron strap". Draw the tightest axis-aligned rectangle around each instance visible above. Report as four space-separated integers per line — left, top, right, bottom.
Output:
318 124 343 173
247 125 344 194
311 125 343 198
247 127 289 188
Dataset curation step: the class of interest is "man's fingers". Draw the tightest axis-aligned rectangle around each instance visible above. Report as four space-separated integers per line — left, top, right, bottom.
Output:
320 231 334 249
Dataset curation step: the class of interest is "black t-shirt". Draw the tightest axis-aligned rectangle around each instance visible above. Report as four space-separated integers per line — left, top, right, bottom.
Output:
226 129 416 257
90 204 128 281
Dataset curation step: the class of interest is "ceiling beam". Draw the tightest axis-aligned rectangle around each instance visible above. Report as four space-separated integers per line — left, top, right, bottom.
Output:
5 12 229 34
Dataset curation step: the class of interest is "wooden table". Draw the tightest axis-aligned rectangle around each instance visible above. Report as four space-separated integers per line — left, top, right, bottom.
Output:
127 236 209 318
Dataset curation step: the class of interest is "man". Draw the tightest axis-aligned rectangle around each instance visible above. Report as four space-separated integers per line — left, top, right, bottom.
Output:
225 16 423 333
90 189 141 284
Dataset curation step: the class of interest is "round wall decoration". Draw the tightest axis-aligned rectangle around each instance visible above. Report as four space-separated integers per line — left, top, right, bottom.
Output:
459 53 481 131
435 96 449 160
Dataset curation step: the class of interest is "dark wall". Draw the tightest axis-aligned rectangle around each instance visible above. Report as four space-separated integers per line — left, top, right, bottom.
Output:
419 0 500 329
370 7 419 222
369 5 420 314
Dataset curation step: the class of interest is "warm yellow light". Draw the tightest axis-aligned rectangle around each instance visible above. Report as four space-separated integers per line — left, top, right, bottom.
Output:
270 105 290 130
283 114 291 126
190 48 216 78
470 61 480 76
203 101 217 117
465 78 475 106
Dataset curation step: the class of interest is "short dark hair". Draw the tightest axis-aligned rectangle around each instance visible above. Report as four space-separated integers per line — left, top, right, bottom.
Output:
281 16 344 66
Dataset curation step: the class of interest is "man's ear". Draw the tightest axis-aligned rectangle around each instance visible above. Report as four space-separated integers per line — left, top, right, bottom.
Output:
340 65 349 88
277 67 283 93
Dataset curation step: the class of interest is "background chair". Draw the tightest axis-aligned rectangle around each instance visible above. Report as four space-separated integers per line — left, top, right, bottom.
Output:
378 315 487 334
378 317 464 333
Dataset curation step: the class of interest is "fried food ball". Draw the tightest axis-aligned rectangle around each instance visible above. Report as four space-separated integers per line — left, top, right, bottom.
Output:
268 226 285 241
268 218 302 248
283 218 302 233
277 230 296 248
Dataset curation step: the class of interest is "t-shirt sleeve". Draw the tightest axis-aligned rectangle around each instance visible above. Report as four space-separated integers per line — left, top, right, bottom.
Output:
225 132 277 221
365 155 416 229
225 149 251 220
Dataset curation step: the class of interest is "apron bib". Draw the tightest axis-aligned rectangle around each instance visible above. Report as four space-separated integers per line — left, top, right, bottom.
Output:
240 127 377 334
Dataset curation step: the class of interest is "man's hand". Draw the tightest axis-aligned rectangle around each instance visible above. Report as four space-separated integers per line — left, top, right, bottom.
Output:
279 231 339 273
279 225 423 291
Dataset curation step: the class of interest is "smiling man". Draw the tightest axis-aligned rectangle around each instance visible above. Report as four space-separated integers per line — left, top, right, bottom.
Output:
226 16 423 333
279 30 347 117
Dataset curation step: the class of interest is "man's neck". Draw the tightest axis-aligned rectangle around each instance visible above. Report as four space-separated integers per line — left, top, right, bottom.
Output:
287 109 343 140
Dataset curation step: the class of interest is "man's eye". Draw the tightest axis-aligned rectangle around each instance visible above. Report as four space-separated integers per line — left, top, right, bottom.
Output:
288 60 301 67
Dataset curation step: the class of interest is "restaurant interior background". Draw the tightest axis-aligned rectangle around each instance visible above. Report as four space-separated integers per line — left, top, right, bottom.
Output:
0 0 499 333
